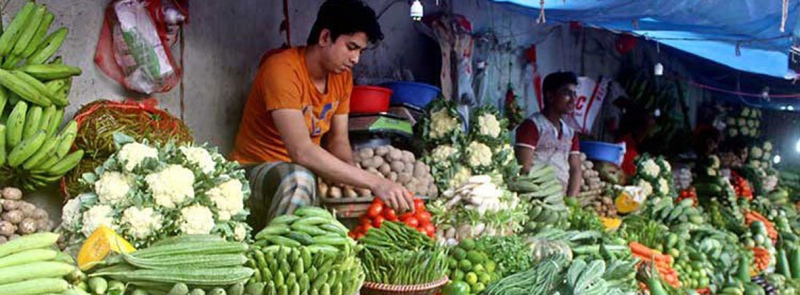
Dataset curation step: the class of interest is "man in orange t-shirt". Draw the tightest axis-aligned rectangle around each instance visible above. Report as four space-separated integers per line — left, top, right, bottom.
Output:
231 0 412 229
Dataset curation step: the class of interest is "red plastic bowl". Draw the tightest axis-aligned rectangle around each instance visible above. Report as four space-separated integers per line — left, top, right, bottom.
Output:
350 86 392 114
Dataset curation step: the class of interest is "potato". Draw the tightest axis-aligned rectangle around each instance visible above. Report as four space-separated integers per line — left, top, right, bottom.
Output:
413 162 428 178
318 181 329 198
374 146 388 156
344 187 358 198
2 210 23 224
397 173 412 184
388 172 398 182
356 188 371 197
428 185 439 197
31 209 48 220
387 149 403 161
402 151 415 163
329 186 343 199
1 200 19 211
360 148 375 159
372 156 385 167
0 221 15 236
367 167 382 177
379 163 392 176
17 218 36 234
1 188 21 200
0 236 6 244
390 161 405 173
35 219 52 232
18 202 35 218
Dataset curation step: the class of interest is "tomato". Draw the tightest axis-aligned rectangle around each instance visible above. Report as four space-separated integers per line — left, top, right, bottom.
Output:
416 226 427 234
359 216 372 226
415 211 432 225
399 212 415 221
362 224 373 233
424 223 436 236
384 208 398 221
403 217 420 228
414 199 426 212
372 216 386 228
367 203 384 218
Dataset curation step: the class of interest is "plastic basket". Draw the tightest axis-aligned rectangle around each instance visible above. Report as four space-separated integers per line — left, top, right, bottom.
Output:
360 276 449 295
580 140 626 166
381 81 440 109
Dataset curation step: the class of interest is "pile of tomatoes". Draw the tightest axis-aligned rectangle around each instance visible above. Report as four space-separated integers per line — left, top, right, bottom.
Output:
676 187 698 206
731 174 753 200
349 198 436 239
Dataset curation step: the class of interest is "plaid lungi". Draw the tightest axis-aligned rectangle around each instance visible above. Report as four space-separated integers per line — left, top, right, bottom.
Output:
244 162 317 232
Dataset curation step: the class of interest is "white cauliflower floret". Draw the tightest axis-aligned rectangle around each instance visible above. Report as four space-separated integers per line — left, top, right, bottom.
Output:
146 165 196 208
740 127 749 136
738 118 746 127
729 129 739 137
764 141 773 152
233 223 247 241
467 142 493 168
449 167 473 188
660 160 672 175
179 146 216 175
207 179 245 221
641 159 661 178
500 144 515 164
751 147 763 159
477 114 501 137
429 109 459 139
431 145 458 168
121 207 163 239
658 178 670 196
118 142 159 172
748 120 757 128
95 172 132 204
637 180 654 197
179 205 216 235
742 108 751 117
61 197 83 229
82 205 116 237
763 152 771 161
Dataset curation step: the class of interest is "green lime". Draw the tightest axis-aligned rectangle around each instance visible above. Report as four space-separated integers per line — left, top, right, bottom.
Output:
459 260 473 272
465 272 478 285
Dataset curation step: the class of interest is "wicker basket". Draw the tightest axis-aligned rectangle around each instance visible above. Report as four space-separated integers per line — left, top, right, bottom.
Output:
360 276 449 295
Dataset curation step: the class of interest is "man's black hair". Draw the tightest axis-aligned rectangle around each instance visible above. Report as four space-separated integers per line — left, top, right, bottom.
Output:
307 0 384 46
542 71 579 96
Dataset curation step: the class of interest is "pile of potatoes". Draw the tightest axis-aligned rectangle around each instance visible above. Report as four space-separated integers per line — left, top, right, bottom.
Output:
318 146 438 199
0 187 54 244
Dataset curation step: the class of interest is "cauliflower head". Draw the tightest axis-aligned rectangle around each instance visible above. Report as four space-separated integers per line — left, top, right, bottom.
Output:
429 109 459 139
467 141 493 168
61 198 83 230
82 205 116 237
121 207 163 239
431 145 458 168
477 114 502 137
207 179 246 221
764 141 773 152
658 178 670 196
118 142 159 172
449 167 473 188
146 164 196 209
179 146 216 175
751 147 763 159
641 159 661 178
179 205 216 235
636 180 654 197
233 223 248 241
95 171 132 204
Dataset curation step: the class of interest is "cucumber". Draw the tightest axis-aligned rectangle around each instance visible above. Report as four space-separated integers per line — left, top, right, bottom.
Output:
286 232 314 246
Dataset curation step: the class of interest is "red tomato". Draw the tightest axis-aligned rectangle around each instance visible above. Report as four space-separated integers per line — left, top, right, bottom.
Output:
374 198 384 205
359 216 372 226
416 226 427 234
362 224 373 233
384 208 398 221
423 223 436 236
403 217 420 228
367 203 384 218
373 216 386 228
399 212 415 221
414 199 426 212
415 211 432 225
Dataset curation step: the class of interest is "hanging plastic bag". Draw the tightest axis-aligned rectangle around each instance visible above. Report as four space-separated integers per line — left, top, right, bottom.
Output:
94 0 187 94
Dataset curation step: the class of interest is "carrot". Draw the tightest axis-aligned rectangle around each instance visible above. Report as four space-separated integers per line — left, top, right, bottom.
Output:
630 242 654 256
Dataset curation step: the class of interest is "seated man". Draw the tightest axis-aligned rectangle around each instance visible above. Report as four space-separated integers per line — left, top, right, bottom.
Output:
230 0 412 230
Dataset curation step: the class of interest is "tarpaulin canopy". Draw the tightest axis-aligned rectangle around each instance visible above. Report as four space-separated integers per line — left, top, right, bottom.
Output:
491 0 798 79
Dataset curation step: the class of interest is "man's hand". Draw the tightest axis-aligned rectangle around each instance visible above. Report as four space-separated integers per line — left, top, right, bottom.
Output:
370 177 414 212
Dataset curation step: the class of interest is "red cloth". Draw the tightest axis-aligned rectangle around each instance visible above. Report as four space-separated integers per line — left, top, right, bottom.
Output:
618 134 638 176
516 119 579 151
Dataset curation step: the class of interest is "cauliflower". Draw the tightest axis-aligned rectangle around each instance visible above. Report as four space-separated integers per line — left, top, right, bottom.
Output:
467 142 493 168
233 223 247 241
658 178 670 196
729 129 739 137
660 160 672 175
742 108 751 117
429 109 459 139
179 146 216 175
751 147 764 159
95 172 132 204
738 118 746 127
207 179 245 221
764 141 773 152
500 144 515 164
740 127 749 136
449 167 473 188
121 207 163 239
477 114 501 137
179 205 215 235
431 145 458 168
81 205 116 237
748 120 757 128
637 180 653 197
641 159 661 178
118 142 159 172
61 198 83 229
146 165 196 208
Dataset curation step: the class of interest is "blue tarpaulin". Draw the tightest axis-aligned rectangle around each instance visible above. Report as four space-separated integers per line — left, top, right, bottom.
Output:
491 0 798 78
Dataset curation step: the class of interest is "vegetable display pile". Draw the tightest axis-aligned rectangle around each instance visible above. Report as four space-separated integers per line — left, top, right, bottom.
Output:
0 187 53 242
86 234 253 295
319 145 437 199
250 207 364 295
577 153 613 217
445 238 498 294
725 107 762 140
359 221 447 286
59 135 251 250
351 198 434 239
0 3 85 192
0 233 84 295
509 163 570 234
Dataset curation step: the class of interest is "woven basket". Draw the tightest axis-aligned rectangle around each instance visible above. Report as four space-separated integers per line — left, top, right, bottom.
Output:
360 276 449 295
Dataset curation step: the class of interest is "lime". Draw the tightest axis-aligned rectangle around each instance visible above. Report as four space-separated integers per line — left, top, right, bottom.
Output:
465 272 478 285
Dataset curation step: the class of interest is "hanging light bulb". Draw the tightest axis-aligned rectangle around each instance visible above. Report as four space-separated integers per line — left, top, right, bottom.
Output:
410 0 424 21
774 154 782 164
654 63 664 76
762 87 770 99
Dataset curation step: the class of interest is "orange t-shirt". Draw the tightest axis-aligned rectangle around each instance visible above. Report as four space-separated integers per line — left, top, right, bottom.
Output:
230 47 352 164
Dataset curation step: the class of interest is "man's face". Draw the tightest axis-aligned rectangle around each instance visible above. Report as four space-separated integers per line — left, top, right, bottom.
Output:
319 30 369 74
547 84 578 114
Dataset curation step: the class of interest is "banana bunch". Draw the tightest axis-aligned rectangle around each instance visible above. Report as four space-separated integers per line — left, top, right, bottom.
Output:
0 2 80 109
0 100 82 191
647 197 705 228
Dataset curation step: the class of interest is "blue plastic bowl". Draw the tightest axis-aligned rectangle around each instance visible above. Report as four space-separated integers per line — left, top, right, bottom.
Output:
580 140 626 166
381 81 441 108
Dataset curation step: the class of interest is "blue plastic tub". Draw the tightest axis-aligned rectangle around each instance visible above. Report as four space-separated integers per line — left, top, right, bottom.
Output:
381 81 441 108
580 140 626 166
